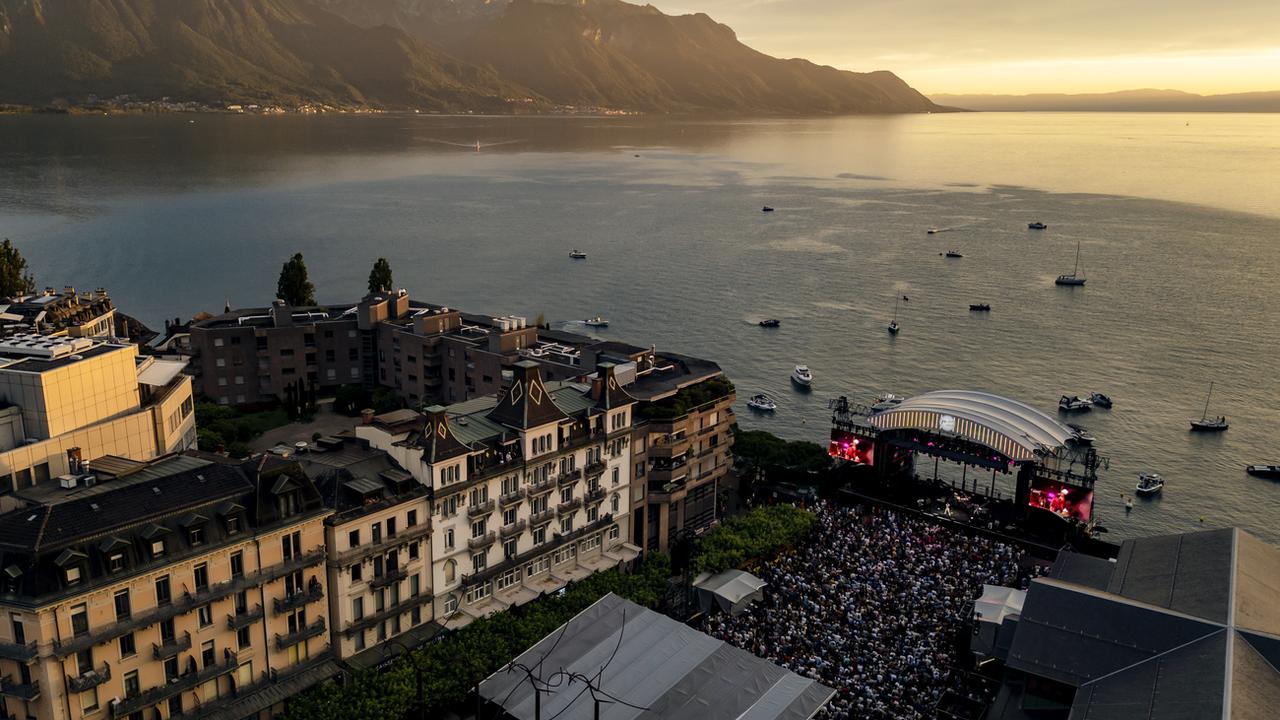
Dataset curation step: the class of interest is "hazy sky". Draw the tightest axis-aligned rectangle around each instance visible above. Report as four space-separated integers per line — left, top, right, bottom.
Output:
648 0 1280 95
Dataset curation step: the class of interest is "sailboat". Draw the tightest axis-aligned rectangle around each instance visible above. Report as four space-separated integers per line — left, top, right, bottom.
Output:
1055 242 1087 286
1190 382 1228 432
887 296 901 335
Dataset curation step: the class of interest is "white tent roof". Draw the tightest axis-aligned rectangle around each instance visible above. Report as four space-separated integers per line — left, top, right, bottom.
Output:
974 584 1026 626
694 569 767 605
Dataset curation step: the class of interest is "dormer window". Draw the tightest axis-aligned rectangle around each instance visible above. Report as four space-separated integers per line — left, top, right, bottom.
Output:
151 540 166 558
55 548 88 586
188 527 205 546
108 553 126 573
180 513 208 546
227 516 241 535
65 566 82 586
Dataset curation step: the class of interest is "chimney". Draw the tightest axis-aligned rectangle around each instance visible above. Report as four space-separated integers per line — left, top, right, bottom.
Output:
271 299 293 328
67 447 83 473
361 408 375 425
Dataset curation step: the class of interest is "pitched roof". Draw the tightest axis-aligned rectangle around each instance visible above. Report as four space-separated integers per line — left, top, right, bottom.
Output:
412 406 471 463
486 361 570 430
591 362 637 412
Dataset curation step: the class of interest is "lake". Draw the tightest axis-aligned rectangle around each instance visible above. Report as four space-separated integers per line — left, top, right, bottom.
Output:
2 111 1279 542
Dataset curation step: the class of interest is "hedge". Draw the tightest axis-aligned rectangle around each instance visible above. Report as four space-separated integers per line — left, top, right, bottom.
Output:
694 504 816 575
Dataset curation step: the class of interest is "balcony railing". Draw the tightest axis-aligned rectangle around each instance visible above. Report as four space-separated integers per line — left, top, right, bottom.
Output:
368 566 408 590
0 676 39 701
274 618 326 651
111 651 238 718
467 532 497 550
186 653 335 720
67 664 111 693
467 499 496 518
584 460 607 477
499 520 527 539
273 578 324 615
555 469 582 487
227 604 264 631
0 641 37 662
529 508 556 526
332 521 432 566
152 631 192 661
585 487 606 504
343 593 434 638
54 548 325 658
499 488 526 507
528 475 555 494
557 498 582 514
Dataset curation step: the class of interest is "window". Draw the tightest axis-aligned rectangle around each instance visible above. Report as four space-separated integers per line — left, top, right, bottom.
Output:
350 563 362 582
236 660 254 689
472 552 487 573
608 525 621 541
503 508 517 526
119 632 136 658
611 494 621 514
612 467 620 486
560 516 573 534
283 531 301 560
560 487 573 504
470 519 486 538
71 604 89 636
444 595 459 614
636 462 645 478
440 495 460 517
216 357 226 367
227 516 241 535
214 338 225 348
526 556 551 577
352 597 364 621
372 522 382 544
231 551 244 578
198 604 213 628
533 525 546 545
65 566 82 586
407 510 418 527
108 553 126 573
412 607 422 626
444 528 454 550
348 529 360 548
497 568 521 591
387 518 397 538
151 539 166 558
194 563 209 591
188 526 205 546
444 560 456 585
159 619 176 643
201 640 216 668
408 542 419 560
156 576 171 605
410 574 420 597
503 539 517 560
587 505 599 523
237 626 252 651
124 670 141 698
76 648 94 675
465 581 492 605
354 631 366 651
373 556 384 578
114 590 131 620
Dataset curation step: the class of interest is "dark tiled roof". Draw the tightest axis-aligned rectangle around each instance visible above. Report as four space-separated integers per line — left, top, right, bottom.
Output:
413 407 471 464
487 361 570 430
591 362 636 412
1049 551 1115 590
1069 630 1227 719
1105 527 1233 624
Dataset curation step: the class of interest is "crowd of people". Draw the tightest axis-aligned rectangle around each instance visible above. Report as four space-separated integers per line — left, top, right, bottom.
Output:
701 500 1040 719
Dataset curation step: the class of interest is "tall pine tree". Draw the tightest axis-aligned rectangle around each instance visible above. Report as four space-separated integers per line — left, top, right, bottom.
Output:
0 239 36 298
276 253 316 306
367 258 393 295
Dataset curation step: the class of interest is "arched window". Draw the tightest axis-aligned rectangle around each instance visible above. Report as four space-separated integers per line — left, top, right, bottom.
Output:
444 559 456 585
611 493 620 514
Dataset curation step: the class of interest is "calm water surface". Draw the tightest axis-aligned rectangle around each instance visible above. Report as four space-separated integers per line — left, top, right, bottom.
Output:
2 112 1279 542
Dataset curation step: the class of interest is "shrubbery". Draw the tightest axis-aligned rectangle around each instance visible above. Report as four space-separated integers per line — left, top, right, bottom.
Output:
694 504 816 574
733 428 830 472
194 399 289 457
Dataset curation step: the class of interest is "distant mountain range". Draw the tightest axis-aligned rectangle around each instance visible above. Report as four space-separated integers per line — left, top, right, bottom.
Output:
0 0 941 115
933 89 1280 113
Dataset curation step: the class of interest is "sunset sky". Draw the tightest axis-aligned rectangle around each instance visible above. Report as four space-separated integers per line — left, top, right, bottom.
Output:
649 0 1280 95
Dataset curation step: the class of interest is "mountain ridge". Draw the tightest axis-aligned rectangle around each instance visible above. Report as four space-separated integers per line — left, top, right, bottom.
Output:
933 89 1280 112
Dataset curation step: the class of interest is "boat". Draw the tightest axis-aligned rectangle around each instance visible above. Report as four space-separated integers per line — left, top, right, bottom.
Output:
747 394 778 412
927 228 941 234
569 250 587 259
969 303 991 312
762 206 775 213
1028 222 1048 230
582 316 609 328
1246 465 1280 479
871 393 905 411
1055 241 1087 286
944 250 963 258
1136 473 1164 496
758 319 781 328
791 365 813 388
1066 423 1095 445
1090 392 1113 409
1058 395 1093 413
1190 382 1228 432
888 296 901 335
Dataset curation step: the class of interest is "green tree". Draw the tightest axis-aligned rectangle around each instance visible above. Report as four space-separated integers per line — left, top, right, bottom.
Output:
276 252 316 306
367 257 393 294
0 239 36 298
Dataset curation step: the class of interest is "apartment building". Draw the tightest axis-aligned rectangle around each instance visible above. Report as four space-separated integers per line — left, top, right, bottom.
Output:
0 454 336 720
189 291 585 408
0 288 116 339
297 436 437 670
356 361 641 628
0 335 196 501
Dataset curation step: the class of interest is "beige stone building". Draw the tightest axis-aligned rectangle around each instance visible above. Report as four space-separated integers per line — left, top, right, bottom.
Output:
0 288 116 339
0 335 196 502
0 454 338 720
356 361 641 628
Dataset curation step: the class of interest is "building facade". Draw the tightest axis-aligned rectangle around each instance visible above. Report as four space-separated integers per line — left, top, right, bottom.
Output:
0 454 336 720
0 288 116 339
356 361 640 628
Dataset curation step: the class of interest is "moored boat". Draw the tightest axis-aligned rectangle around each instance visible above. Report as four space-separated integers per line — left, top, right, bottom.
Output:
1246 465 1280 479
871 393 905 411
1055 241 1087 286
758 318 781 328
969 303 991 312
1190 382 1228 432
1136 473 1164 496
1028 222 1048 230
791 365 813 388
1059 395 1093 413
569 250 587 259
1090 392 1113 409
762 206 775 212
747 394 778 412
1066 423 1095 445
944 250 963 258
583 316 609 328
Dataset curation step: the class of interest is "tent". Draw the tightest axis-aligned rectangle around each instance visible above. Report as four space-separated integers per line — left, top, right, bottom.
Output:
971 584 1026 660
692 569 767 615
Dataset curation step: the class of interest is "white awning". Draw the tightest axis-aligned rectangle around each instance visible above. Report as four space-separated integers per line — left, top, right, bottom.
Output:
137 358 188 387
693 569 768 615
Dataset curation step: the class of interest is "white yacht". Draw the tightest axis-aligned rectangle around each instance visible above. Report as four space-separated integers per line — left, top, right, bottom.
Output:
1055 241 1086 286
1136 473 1165 496
583 316 609 328
791 365 813 388
1059 395 1093 413
872 393 905 411
747 394 778 412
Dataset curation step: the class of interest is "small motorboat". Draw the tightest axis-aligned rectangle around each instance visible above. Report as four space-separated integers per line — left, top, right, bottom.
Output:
583 316 609 328
1028 222 1048 230
1190 382 1228 432
1246 465 1280 479
762 206 775 213
569 250 587 259
927 228 941 234
871 393 905 411
969 303 991 312
1066 423 1095 445
1090 392 1113 409
758 318 781 328
1136 473 1164 496
1058 395 1093 413
747 394 777 412
887 320 900 335
791 365 813 389
944 250 963 258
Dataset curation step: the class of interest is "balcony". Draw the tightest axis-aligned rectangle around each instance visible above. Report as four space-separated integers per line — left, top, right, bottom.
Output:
227 604 264 631
529 508 556 526
368 566 408 590
555 469 582 488
53 548 325 658
273 578 325 615
499 520 527 539
274 618 326 651
647 466 689 487
585 487 606 504
67 664 111 693
467 499 496 518
332 520 433 566
152 631 192 661
499 488 526 507
343 593 433 637
557 498 582 514
528 475 555 494
111 652 238 718
583 460 607 477
467 532 497 551
0 641 37 662
0 676 39 701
